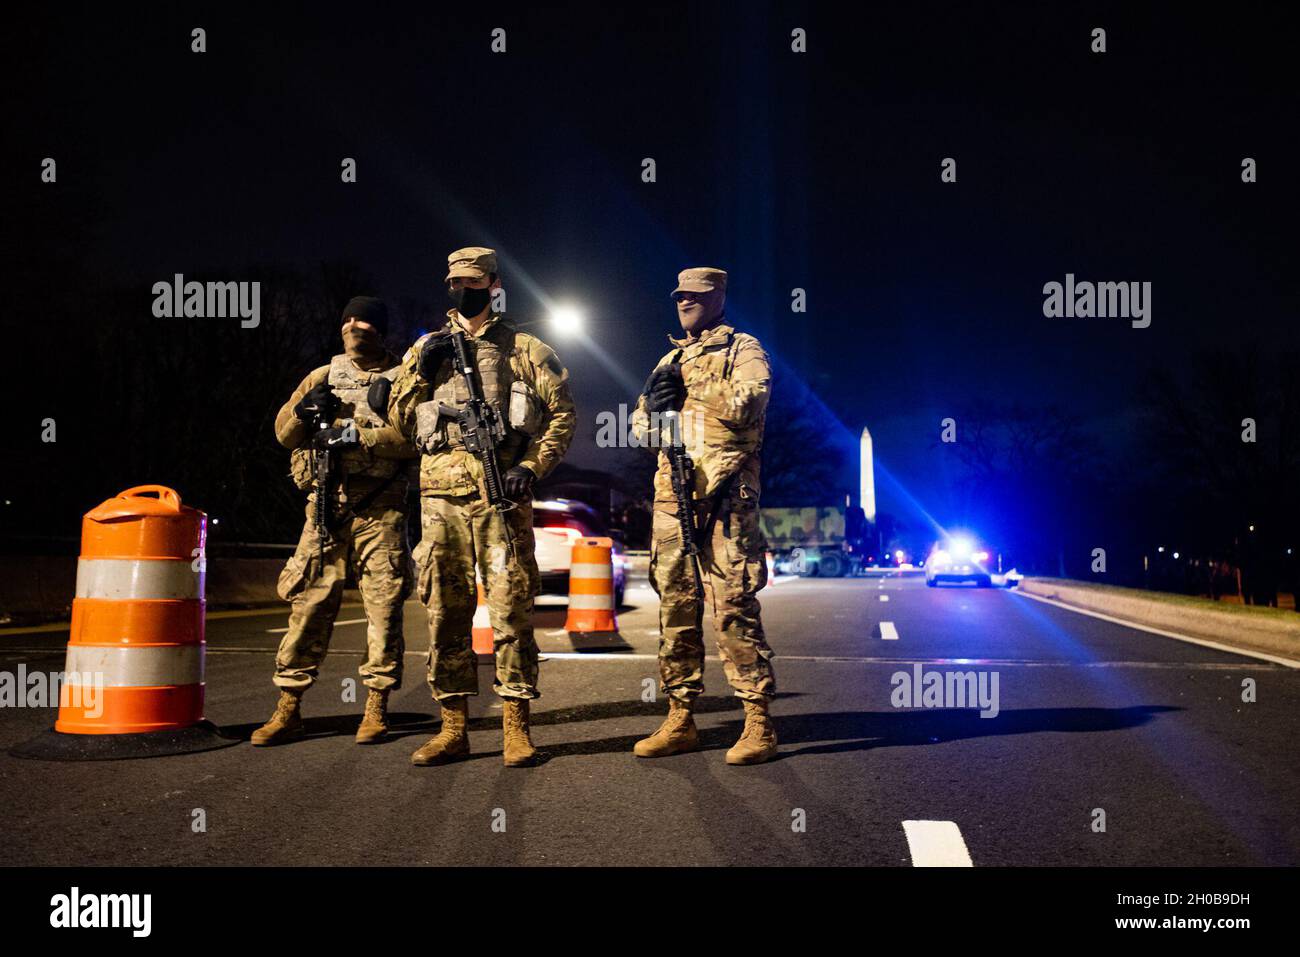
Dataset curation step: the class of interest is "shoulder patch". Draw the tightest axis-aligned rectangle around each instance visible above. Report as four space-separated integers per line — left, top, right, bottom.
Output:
522 335 564 377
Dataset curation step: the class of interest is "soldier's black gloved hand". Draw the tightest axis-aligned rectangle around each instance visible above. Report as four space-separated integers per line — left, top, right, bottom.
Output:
418 332 457 381
314 425 359 450
504 466 535 500
366 377 392 420
645 363 685 413
295 383 339 423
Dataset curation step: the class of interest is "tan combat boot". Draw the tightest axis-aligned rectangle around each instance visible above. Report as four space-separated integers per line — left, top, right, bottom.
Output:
410 697 470 766
355 688 390 744
633 697 699 758
250 689 305 746
725 698 778 765
502 699 538 767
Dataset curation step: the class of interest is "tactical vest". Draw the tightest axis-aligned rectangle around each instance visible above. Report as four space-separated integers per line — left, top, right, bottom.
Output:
412 322 533 494
327 353 404 481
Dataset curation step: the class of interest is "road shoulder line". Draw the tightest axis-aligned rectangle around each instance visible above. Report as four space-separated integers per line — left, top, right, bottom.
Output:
1012 589 1300 669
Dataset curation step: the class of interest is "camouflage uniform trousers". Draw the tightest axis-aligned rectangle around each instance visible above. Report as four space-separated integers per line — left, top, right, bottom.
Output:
649 500 776 702
413 493 540 701
274 492 412 692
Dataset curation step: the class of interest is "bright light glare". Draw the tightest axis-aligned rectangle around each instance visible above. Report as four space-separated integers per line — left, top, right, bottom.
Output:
932 550 951 565
549 305 585 336
949 537 973 559
973 550 989 562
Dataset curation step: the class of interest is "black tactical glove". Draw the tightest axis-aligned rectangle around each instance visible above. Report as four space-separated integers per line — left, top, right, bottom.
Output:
366 377 392 421
313 425 360 450
295 382 339 424
418 331 457 381
504 465 536 501
644 363 685 413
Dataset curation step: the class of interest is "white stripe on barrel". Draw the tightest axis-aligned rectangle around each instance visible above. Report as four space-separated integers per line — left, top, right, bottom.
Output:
63 644 205 687
568 593 615 610
75 558 203 601
569 562 613 579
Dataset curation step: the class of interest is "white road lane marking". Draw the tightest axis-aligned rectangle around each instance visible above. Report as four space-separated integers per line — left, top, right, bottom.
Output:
266 618 366 634
902 820 974 867
879 594 890 602
18 648 1270 670
879 621 899 640
1012 589 1300 669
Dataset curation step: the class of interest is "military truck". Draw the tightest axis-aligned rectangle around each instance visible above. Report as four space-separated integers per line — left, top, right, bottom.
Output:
759 506 871 577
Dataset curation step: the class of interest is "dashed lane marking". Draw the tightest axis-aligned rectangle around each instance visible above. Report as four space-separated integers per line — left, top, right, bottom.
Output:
902 820 974 867
879 621 899 640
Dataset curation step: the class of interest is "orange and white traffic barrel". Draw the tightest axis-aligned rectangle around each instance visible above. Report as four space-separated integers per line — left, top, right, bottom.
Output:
56 485 207 734
472 577 494 656
563 537 618 633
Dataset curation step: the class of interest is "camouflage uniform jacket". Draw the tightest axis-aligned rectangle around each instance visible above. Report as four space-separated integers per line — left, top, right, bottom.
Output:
274 350 417 494
388 311 577 497
631 321 771 506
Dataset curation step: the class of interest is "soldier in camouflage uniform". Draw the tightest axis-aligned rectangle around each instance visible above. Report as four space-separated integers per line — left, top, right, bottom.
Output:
631 267 778 765
388 247 576 768
252 296 418 747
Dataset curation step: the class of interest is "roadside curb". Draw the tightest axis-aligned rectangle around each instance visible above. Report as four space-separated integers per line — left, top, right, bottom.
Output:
1015 580 1300 669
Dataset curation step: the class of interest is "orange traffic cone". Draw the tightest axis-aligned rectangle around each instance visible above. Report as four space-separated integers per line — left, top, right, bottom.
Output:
11 486 237 761
563 537 618 633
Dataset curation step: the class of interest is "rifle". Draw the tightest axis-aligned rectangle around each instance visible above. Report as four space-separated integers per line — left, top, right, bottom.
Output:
661 409 704 603
436 329 518 560
304 389 341 573
661 408 735 604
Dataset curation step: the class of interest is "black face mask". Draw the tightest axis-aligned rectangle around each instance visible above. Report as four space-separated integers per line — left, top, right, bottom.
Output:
449 285 492 317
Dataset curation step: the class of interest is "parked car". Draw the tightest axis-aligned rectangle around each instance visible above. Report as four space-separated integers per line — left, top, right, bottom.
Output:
533 499 627 607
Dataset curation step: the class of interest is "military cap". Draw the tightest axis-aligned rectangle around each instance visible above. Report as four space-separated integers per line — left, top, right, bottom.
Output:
671 266 728 299
445 246 498 282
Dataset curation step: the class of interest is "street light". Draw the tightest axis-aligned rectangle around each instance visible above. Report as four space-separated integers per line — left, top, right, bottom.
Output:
549 305 585 337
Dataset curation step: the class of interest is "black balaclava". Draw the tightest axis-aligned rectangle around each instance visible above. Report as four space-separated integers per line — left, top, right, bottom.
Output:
341 296 388 358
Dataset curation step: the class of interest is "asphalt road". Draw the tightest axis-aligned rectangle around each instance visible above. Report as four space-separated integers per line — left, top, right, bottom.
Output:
2 573 1297 866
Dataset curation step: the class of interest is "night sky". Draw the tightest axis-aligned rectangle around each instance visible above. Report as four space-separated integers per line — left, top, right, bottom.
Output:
8 3 1296 547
